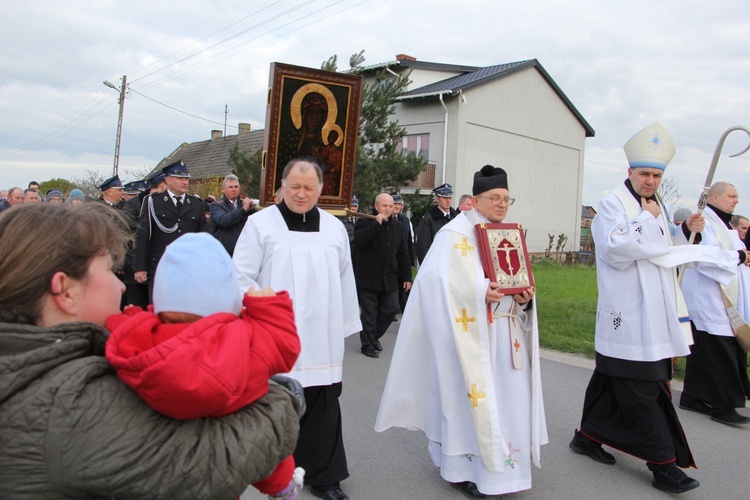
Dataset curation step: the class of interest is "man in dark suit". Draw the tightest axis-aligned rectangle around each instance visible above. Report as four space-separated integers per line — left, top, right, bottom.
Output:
210 174 256 256
133 160 210 300
121 172 166 307
392 192 415 313
354 193 412 358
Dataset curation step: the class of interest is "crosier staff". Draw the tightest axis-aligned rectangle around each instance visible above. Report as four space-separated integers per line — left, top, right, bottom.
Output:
678 126 750 283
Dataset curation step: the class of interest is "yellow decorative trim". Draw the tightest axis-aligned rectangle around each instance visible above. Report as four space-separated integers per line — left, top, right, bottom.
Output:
453 237 475 257
468 384 486 407
455 308 476 332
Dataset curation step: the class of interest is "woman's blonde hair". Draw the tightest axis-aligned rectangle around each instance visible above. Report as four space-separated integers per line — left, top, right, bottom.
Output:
0 203 128 324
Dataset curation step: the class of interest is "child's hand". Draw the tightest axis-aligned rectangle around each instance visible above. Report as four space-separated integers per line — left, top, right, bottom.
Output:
246 286 276 297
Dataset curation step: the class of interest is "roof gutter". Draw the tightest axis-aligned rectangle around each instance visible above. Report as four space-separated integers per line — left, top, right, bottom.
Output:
396 89 456 101
439 93 448 185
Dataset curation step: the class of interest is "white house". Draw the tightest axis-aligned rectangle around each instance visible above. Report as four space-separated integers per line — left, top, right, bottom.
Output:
360 54 595 253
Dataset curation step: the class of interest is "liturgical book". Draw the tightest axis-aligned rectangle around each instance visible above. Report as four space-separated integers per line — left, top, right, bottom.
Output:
474 222 535 295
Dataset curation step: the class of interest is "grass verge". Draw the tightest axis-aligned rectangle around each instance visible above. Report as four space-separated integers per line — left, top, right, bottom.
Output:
534 259 597 357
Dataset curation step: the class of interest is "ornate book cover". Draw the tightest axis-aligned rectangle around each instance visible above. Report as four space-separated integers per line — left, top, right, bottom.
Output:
474 222 534 295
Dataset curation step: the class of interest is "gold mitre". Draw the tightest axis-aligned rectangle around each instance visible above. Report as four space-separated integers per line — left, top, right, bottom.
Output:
624 122 676 170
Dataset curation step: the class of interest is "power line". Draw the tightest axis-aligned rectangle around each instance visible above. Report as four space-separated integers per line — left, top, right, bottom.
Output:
135 0 356 92
1 1 370 161
129 0 286 83
129 88 237 128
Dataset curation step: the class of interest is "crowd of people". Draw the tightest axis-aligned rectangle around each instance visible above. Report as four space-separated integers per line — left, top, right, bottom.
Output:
1 130 749 499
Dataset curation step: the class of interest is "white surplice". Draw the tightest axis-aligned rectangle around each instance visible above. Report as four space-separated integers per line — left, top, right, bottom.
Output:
678 206 749 337
593 187 737 361
375 209 547 496
232 205 362 387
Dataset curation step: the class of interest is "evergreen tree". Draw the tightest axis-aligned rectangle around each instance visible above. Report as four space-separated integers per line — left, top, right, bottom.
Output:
322 51 426 209
228 141 263 199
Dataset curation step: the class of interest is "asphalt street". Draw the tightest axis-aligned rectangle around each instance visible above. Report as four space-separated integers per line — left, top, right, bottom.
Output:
243 321 750 500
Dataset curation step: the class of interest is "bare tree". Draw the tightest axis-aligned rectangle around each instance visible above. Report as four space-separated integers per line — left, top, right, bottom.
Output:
71 169 106 198
658 175 682 207
120 166 151 183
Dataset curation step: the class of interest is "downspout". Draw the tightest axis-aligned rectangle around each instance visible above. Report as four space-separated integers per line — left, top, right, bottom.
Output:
439 93 448 184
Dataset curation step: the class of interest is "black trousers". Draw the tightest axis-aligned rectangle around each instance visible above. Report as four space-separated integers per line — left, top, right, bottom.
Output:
125 282 149 308
580 369 694 467
683 326 748 409
357 287 399 350
293 383 349 488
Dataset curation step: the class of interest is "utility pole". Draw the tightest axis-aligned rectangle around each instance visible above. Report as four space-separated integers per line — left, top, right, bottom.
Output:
224 104 228 138
103 75 127 177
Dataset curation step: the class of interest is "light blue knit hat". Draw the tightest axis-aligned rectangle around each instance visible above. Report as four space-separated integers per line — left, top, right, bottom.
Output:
153 233 242 316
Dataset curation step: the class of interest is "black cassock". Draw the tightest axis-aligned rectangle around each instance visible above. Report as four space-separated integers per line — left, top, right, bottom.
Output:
683 323 750 408
579 353 695 468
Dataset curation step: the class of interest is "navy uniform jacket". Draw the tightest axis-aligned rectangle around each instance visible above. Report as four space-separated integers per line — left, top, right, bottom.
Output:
415 204 458 264
394 212 416 267
133 192 209 277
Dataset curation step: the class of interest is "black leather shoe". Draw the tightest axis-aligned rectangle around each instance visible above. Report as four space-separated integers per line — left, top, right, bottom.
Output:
569 430 616 465
362 349 379 358
679 395 711 416
374 340 383 351
648 463 700 494
450 481 489 498
310 487 349 499
710 408 750 425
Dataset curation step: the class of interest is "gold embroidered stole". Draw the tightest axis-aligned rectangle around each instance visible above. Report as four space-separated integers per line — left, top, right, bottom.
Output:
448 229 509 473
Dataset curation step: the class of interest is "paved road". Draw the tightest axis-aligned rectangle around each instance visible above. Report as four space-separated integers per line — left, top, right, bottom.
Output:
243 321 750 499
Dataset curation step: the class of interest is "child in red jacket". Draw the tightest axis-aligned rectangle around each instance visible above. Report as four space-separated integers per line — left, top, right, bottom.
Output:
106 233 304 499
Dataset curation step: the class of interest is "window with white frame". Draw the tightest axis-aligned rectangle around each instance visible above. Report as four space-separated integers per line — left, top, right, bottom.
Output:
398 133 430 161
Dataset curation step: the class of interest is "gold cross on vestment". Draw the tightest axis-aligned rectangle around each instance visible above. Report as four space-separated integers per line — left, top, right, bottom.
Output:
514 338 521 352
468 384 486 407
455 309 476 332
454 237 475 257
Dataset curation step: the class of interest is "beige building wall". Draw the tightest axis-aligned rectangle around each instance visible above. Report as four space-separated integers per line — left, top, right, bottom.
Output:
392 67 587 253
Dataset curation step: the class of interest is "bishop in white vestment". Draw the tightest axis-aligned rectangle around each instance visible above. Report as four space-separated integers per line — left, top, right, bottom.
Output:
376 165 547 497
570 123 737 495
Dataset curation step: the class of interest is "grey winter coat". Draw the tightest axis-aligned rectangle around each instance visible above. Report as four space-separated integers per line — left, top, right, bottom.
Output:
0 321 300 499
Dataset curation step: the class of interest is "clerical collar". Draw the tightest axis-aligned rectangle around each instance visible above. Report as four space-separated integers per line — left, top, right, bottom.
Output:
708 203 733 228
278 199 320 232
624 179 656 203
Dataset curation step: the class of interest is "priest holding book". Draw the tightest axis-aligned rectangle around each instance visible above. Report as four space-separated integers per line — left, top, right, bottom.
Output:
376 164 547 498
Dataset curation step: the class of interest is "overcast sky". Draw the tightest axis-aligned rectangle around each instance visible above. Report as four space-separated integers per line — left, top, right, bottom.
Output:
1 0 749 207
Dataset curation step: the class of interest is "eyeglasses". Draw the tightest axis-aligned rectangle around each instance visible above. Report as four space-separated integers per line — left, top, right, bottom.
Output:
477 195 515 206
